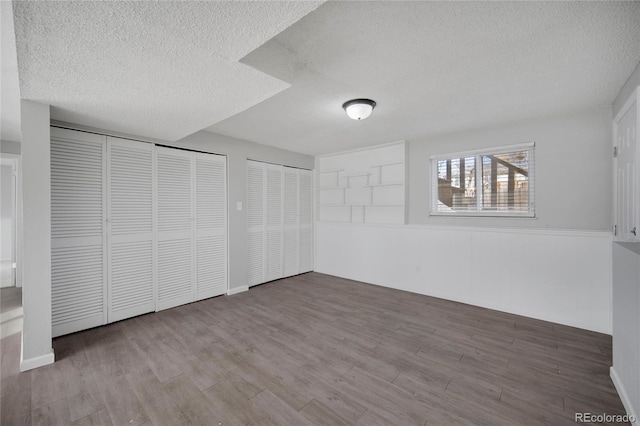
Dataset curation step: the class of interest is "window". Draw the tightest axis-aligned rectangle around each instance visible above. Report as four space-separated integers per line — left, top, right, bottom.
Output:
430 143 534 217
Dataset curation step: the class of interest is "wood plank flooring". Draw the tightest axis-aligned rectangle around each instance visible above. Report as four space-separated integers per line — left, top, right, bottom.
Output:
0 286 22 339
1 273 628 425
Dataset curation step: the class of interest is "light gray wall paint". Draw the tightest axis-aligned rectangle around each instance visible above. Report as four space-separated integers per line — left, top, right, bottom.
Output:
613 60 640 118
407 107 612 231
148 130 313 291
1 164 13 263
612 242 640 419
611 62 640 421
0 140 21 155
20 100 53 370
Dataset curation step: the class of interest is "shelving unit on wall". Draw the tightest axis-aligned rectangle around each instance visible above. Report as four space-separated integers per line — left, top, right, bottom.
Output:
316 141 405 224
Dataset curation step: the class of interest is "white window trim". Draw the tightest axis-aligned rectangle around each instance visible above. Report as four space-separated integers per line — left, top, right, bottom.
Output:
430 142 535 218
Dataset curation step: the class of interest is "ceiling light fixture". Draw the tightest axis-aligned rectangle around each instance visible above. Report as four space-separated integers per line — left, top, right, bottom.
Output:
342 98 376 120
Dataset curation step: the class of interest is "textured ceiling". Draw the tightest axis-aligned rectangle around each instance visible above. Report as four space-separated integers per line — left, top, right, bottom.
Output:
12 1 322 142
208 1 640 155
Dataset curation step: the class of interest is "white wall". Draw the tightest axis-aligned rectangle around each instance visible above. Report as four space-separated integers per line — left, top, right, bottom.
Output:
0 152 23 289
0 161 15 289
20 100 54 371
611 62 640 424
1 164 13 265
409 107 613 231
316 222 612 334
611 243 640 424
0 140 21 155
315 107 615 335
1 142 23 283
613 60 640 118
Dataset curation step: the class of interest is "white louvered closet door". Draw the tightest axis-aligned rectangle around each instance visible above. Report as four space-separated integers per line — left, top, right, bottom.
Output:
107 137 154 322
156 147 195 310
247 161 265 286
299 169 314 273
51 128 107 337
282 167 299 278
195 153 227 300
266 164 283 281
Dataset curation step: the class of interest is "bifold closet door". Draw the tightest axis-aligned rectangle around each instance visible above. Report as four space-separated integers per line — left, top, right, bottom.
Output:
299 169 314 273
156 147 194 310
195 153 227 300
107 137 154 322
282 167 299 277
247 161 265 286
51 128 106 337
247 160 284 285
266 163 283 281
247 161 313 287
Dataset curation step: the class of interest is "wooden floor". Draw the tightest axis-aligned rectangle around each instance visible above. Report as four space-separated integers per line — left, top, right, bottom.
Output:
1 272 627 425
0 286 22 339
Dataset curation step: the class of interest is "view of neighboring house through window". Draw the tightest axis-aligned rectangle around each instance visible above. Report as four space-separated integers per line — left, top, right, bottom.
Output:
430 143 534 216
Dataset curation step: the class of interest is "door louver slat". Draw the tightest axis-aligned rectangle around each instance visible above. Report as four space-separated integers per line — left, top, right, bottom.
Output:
247 161 265 285
51 128 229 336
107 138 155 322
247 161 313 286
195 154 227 300
156 148 195 310
51 128 106 337
266 165 283 281
282 167 299 277
299 169 314 273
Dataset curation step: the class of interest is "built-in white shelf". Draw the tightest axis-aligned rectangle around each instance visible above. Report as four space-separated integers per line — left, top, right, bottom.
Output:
371 161 403 167
316 141 406 224
317 168 344 173
364 182 404 187
343 171 371 178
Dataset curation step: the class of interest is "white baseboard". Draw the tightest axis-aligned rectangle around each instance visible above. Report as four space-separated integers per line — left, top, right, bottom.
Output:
610 367 639 426
227 285 248 296
20 346 54 372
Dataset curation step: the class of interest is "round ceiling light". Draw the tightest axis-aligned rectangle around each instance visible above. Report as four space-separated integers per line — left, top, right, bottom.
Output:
342 98 376 120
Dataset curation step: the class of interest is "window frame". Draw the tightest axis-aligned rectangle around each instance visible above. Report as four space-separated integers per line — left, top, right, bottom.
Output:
429 142 535 218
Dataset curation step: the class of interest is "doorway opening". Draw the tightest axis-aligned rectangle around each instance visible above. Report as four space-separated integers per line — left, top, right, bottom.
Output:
0 157 18 288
